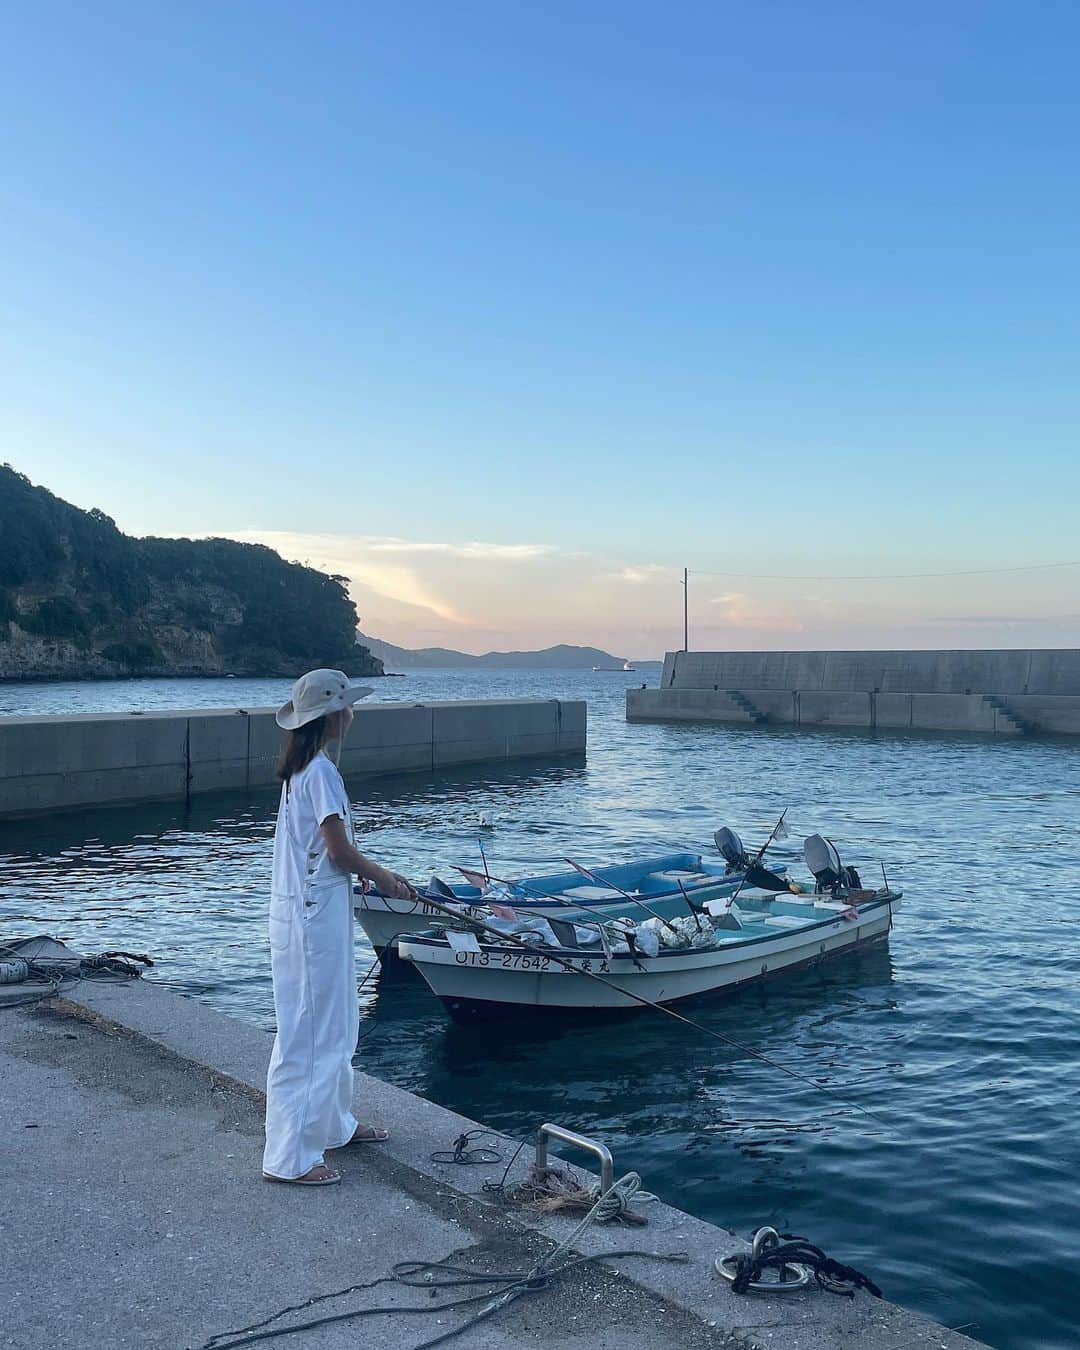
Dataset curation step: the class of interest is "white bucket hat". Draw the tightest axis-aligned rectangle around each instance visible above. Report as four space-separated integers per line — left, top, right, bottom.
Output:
275 668 374 730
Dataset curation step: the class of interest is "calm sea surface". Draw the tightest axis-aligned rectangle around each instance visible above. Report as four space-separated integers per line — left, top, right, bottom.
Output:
2 670 1078 1349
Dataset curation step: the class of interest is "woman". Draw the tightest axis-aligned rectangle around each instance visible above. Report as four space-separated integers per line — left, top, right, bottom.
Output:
262 668 417 1186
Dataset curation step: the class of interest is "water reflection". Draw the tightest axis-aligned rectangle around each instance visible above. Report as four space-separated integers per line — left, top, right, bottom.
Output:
359 941 899 1140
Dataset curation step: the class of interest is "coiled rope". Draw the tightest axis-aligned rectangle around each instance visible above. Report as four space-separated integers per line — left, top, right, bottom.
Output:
717 1227 883 1298
511 1161 657 1225
429 1129 504 1167
0 937 151 1010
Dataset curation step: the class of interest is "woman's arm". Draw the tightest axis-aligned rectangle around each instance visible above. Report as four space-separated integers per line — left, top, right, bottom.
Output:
320 815 417 901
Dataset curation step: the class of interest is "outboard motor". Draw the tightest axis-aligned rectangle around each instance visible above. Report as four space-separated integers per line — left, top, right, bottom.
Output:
804 836 862 894
716 826 788 891
714 827 750 874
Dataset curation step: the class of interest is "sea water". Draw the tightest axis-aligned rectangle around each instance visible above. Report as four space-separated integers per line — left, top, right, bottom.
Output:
2 669 1078 1350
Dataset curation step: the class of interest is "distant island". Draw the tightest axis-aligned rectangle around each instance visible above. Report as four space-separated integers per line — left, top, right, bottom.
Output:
360 632 658 671
0 465 383 682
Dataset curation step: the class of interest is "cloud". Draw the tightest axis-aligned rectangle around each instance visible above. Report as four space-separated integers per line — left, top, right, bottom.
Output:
361 537 555 560
612 564 668 584
707 591 806 630
229 530 474 624
213 528 1074 654
922 612 1080 627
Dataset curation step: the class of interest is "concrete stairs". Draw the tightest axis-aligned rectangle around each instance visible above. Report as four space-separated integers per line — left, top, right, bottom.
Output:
727 690 768 724
982 694 1031 736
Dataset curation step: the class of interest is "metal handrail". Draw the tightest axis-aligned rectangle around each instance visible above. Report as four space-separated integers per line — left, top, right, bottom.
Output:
534 1122 614 1195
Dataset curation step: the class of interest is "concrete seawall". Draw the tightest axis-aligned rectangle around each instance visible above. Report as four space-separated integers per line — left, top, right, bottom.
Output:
2 976 983 1350
0 698 587 819
628 649 1080 736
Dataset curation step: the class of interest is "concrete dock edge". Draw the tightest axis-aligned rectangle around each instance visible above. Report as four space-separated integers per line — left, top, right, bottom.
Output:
8 976 983 1350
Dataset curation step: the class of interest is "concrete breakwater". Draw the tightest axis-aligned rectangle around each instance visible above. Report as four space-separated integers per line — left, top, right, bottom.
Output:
0 697 586 819
627 648 1080 736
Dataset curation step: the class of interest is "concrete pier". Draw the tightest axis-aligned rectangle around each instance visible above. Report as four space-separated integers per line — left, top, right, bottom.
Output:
2 976 982 1350
628 649 1080 736
0 698 587 819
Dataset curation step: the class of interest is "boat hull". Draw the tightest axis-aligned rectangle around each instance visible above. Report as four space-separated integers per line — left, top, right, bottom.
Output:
399 898 898 1020
356 892 484 953
434 931 891 1022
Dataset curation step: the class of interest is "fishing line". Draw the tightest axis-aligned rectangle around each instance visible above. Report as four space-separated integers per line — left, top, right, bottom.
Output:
728 809 788 906
353 930 415 1045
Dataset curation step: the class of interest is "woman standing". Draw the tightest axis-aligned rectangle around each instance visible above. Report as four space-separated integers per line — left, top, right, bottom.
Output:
262 669 417 1186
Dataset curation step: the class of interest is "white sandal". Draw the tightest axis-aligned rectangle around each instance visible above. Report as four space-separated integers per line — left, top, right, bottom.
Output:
336 1124 389 1145
262 1163 342 1186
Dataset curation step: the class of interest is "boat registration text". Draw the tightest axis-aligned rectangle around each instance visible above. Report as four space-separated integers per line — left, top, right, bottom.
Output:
452 950 611 973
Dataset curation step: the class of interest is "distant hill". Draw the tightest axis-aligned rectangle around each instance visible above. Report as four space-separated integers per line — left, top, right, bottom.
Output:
0 465 383 681
360 632 633 670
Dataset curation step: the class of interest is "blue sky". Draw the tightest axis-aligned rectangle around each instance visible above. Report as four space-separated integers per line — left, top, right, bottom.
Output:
2 2 1078 655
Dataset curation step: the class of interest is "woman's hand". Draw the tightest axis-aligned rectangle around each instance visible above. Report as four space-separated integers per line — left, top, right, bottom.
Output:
389 871 418 902
372 866 417 902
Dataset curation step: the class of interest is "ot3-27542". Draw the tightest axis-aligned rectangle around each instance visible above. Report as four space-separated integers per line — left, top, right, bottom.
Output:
451 949 611 973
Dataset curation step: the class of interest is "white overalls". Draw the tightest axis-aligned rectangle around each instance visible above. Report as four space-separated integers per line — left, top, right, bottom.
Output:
262 750 359 1179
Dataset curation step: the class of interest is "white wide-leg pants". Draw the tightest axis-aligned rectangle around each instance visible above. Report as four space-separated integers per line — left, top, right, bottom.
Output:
262 877 359 1179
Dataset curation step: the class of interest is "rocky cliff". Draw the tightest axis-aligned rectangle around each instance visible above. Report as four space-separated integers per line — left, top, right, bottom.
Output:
0 466 383 682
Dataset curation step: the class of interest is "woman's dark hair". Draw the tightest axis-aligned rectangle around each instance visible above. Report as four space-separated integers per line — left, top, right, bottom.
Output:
276 715 328 783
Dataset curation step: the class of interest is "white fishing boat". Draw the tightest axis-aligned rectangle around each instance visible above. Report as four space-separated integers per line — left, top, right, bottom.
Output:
355 831 788 952
396 836 901 1020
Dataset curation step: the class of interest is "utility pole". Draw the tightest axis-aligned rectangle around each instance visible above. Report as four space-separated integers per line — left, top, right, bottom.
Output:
682 566 689 651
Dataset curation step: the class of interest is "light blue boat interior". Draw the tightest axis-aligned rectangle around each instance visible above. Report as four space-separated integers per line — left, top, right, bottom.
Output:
421 851 787 922
511 853 726 898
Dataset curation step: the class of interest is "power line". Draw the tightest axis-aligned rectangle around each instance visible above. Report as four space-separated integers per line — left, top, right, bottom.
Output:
689 559 1080 582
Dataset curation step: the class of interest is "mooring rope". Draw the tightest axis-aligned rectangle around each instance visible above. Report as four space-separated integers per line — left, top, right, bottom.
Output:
194 1172 688 1350
720 1230 883 1298
0 938 151 1009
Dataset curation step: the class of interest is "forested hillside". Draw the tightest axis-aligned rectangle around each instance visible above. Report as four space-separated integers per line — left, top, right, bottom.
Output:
0 465 382 681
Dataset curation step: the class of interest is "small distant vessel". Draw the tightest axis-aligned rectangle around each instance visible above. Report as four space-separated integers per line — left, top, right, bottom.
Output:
593 660 636 671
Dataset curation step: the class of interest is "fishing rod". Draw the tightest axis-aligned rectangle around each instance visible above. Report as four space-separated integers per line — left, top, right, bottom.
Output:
412 890 884 1125
459 858 690 933
563 858 682 934
727 809 790 907
453 867 637 935
676 879 706 932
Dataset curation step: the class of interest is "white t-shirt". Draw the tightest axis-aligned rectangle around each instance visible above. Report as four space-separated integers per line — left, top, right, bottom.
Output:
271 750 353 895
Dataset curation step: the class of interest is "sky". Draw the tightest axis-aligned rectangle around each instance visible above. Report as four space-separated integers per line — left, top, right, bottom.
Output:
2 1 1078 657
